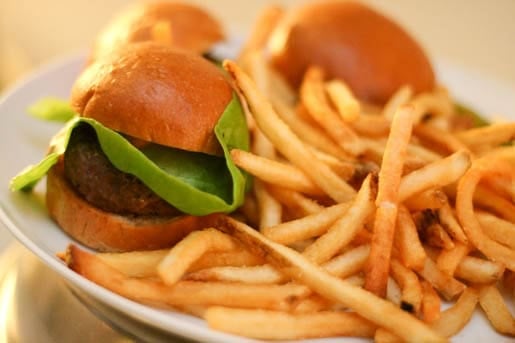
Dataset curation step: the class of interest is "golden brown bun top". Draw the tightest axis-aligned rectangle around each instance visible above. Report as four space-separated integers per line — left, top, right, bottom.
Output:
269 0 435 104
92 1 225 60
71 42 233 154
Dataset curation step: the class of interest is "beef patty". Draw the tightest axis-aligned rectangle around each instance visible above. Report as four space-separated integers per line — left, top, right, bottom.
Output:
64 124 180 217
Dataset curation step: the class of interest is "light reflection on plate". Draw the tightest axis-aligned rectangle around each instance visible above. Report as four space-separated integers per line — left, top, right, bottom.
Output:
0 53 513 342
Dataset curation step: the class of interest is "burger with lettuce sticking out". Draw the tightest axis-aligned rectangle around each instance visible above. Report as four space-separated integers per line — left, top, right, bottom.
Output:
10 42 249 252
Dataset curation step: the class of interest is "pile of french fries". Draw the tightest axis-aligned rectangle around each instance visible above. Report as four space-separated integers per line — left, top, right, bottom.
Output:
62 6 514 342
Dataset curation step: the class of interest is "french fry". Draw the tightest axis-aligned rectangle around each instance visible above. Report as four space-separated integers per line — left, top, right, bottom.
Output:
189 244 373 285
303 174 377 264
254 179 282 229
480 145 515 169
157 228 237 285
410 89 454 124
352 227 373 245
436 242 469 276
474 184 515 222
265 185 323 217
476 212 515 250
187 264 285 284
361 102 382 115
374 328 401 343
386 277 402 305
478 285 515 335
238 193 259 227
438 202 468 243
422 223 455 250
205 307 376 340
390 259 423 315
189 249 264 272
417 257 466 300
231 149 323 195
98 249 167 278
413 123 470 154
247 51 275 106
430 288 479 337
344 275 366 287
366 105 414 297
67 245 310 311
454 256 505 284
250 95 277 159
424 224 454 250
216 216 445 342
322 244 370 279
300 66 363 155
225 60 356 202
404 188 448 211
503 270 515 297
362 137 441 168
383 85 413 120
309 147 356 180
325 79 360 122
271 96 350 159
482 176 515 202
262 202 352 245
351 114 390 137
250 81 279 242
421 280 441 324
398 150 471 202
175 305 207 318
292 295 333 313
288 238 316 252
394 206 427 270
162 281 309 311
360 137 388 165
456 122 515 151
97 247 265 278
246 53 294 197
405 141 443 162
456 154 515 271
423 245 440 261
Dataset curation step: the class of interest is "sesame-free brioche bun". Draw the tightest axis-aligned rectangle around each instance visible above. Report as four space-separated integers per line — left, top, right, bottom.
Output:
269 0 435 104
47 161 220 252
92 1 225 60
71 42 233 155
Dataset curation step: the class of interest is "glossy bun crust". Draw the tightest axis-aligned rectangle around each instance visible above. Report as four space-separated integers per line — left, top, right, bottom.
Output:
71 43 233 154
269 0 435 104
92 1 224 60
47 161 220 252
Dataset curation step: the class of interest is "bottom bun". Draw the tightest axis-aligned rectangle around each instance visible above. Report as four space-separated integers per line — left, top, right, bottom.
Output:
46 162 220 252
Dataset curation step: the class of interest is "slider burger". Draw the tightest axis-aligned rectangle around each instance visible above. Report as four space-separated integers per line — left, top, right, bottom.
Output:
11 43 249 252
268 0 435 104
92 1 225 61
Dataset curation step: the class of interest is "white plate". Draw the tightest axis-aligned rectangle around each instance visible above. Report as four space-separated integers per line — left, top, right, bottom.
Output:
0 54 514 343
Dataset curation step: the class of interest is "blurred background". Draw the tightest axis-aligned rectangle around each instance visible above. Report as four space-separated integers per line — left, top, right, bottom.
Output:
1 0 515 92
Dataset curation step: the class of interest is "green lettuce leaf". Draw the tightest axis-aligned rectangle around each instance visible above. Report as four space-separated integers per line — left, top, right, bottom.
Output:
28 97 76 122
11 94 249 215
